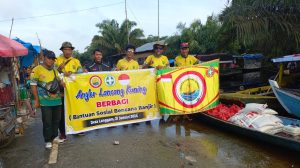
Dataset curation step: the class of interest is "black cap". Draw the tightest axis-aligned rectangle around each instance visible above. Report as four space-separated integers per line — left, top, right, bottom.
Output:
43 49 56 59
125 44 136 51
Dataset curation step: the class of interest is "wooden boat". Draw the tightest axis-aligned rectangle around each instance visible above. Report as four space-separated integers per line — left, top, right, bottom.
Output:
195 100 300 152
196 53 267 91
195 53 243 79
233 53 264 71
269 80 300 118
220 86 285 112
269 54 300 118
221 85 274 102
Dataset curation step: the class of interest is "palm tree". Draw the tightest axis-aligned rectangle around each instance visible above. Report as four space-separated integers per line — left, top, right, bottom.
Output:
88 19 145 56
165 16 222 56
219 0 300 56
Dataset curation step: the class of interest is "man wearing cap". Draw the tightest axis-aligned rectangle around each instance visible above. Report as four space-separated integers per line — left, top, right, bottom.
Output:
174 42 200 122
55 41 83 140
55 42 83 76
143 41 169 69
30 49 65 149
175 43 200 67
85 49 111 72
116 44 139 70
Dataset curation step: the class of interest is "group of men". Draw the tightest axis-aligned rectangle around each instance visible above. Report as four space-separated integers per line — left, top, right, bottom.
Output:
30 41 200 149
116 42 199 71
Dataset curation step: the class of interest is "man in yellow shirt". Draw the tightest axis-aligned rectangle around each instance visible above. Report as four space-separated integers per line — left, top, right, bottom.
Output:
174 43 200 122
174 42 200 67
143 41 169 69
116 44 139 70
116 44 145 126
55 41 83 139
55 41 83 76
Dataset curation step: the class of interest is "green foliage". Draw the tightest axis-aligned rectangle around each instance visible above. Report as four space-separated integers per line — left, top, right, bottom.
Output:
145 35 168 43
77 2 299 64
80 19 145 65
164 35 181 59
219 0 300 56
76 51 91 67
72 50 81 58
165 15 222 58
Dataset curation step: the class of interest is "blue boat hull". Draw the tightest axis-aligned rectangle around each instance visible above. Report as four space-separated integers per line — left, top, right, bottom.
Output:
269 80 300 118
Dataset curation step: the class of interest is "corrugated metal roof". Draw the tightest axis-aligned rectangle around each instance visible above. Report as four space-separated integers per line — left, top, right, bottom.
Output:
136 40 165 53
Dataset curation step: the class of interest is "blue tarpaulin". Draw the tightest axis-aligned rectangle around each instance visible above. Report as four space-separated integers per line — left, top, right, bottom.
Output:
33 45 41 54
169 59 174 64
13 37 40 68
242 54 264 60
234 54 264 60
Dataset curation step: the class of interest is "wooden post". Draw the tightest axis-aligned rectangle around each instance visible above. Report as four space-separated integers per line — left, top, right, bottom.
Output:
157 0 160 41
9 18 14 38
278 63 283 86
36 33 43 65
8 18 20 110
125 0 129 44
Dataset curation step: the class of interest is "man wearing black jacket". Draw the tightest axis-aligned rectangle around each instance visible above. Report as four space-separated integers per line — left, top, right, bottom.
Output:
85 49 110 72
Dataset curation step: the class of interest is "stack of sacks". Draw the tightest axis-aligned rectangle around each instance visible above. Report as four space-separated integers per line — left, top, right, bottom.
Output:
228 103 284 134
283 125 300 136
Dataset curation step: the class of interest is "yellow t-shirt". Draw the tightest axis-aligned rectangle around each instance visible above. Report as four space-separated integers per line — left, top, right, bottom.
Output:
55 56 83 73
144 55 169 68
175 55 199 67
30 65 62 106
116 58 139 70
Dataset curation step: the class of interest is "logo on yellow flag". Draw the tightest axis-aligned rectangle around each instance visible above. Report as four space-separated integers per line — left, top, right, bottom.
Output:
157 59 220 115
173 71 206 108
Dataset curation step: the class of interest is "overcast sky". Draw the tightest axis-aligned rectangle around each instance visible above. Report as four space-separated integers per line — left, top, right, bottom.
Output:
0 0 228 55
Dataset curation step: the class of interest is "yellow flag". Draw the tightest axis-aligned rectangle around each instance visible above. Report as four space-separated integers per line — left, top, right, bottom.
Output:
157 59 220 115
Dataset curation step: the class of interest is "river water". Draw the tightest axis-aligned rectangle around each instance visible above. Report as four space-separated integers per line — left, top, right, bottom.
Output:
0 113 299 168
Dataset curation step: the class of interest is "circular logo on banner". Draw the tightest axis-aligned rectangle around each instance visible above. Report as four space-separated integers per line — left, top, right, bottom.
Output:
206 67 215 77
172 71 206 108
105 75 116 86
89 76 102 88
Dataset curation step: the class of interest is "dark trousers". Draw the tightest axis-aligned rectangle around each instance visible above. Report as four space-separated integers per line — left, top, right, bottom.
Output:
41 105 62 142
59 99 65 135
